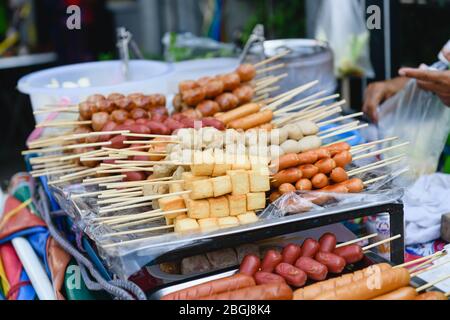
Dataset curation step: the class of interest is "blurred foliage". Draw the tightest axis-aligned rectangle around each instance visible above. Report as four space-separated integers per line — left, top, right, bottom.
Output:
241 0 306 43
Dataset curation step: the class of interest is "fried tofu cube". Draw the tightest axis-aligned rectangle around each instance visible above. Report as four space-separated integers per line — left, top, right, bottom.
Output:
227 194 247 216
165 217 174 226
198 218 220 233
158 196 186 218
175 214 188 221
248 170 270 192
237 212 259 225
190 150 214 176
174 218 200 234
169 182 184 194
212 163 232 177
208 196 230 218
211 175 232 197
189 179 214 200
246 193 266 211
231 155 252 170
227 170 250 196
186 199 210 219
182 172 208 191
218 217 240 229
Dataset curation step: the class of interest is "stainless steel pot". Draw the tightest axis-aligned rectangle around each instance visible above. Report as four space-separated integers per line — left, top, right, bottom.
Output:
248 39 336 100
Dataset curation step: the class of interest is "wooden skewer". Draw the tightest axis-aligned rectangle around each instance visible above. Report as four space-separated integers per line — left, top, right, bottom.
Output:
319 123 368 141
71 189 122 200
100 190 191 211
335 233 378 248
274 94 341 116
92 208 162 222
99 201 155 214
252 94 269 103
351 137 399 151
394 251 446 269
100 209 188 225
323 136 357 147
410 257 450 277
121 133 178 139
30 163 79 174
111 216 164 230
82 175 126 186
256 63 286 75
22 141 112 155
275 100 341 125
254 73 288 90
318 121 360 136
317 112 364 127
362 235 401 251
102 225 174 238
256 86 280 95
100 177 173 189
123 140 179 145
265 81 320 110
97 187 143 199
416 274 450 292
36 120 92 128
96 192 145 205
353 142 410 161
309 107 343 123
348 155 406 176
33 107 79 115
96 168 154 174
253 50 290 68
32 166 87 178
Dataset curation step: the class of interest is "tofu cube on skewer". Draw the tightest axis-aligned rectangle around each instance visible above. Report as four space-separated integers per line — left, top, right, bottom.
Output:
211 175 232 197
186 199 210 219
246 192 266 211
227 170 250 196
218 217 240 229
227 194 247 216
208 196 230 218
174 218 200 234
198 218 220 233
248 170 270 192
237 212 259 225
189 179 214 200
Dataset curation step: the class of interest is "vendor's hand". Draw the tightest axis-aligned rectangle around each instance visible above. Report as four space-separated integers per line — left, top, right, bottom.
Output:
399 67 450 107
362 77 408 123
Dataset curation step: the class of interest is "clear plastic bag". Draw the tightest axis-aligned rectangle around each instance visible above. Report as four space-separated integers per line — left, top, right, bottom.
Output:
49 167 404 279
315 0 374 78
378 68 450 180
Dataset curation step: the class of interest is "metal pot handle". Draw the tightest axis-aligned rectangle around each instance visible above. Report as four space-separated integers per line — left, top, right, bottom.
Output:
239 24 266 63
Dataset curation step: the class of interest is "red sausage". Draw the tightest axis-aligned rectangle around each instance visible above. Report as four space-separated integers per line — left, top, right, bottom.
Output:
146 121 171 135
130 108 149 120
201 117 226 130
301 238 320 258
98 121 117 142
295 257 328 281
164 118 186 132
319 233 337 253
254 272 286 286
109 135 127 149
333 245 364 264
281 244 302 265
260 250 283 273
124 171 147 182
239 255 261 276
275 263 308 288
111 109 129 124
315 252 346 274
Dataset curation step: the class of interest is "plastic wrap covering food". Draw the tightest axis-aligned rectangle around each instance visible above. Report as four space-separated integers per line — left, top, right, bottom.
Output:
378 64 450 180
46 166 404 279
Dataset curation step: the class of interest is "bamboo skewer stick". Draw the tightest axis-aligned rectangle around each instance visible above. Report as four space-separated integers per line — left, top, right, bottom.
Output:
99 202 155 214
96 168 154 174
256 63 286 75
411 259 450 278
264 81 320 110
317 112 364 127
353 142 410 161
394 251 446 269
99 190 191 212
351 137 399 151
32 166 87 178
256 86 280 95
33 107 79 115
96 192 145 205
254 73 288 90
30 163 79 174
319 123 369 140
253 51 291 68
252 94 269 103
362 235 401 251
318 121 360 136
36 120 92 128
92 209 162 222
335 233 378 248
111 216 164 230
97 187 144 199
102 225 174 238
347 155 406 176
273 94 341 116
416 274 450 292
100 209 188 225
100 177 173 189
309 107 344 123
22 141 112 155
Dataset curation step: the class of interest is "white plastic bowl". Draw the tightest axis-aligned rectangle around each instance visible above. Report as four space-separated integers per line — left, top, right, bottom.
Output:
18 60 173 122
